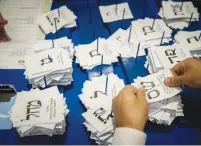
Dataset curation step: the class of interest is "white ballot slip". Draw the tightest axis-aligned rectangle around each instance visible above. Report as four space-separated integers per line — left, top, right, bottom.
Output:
99 2 133 23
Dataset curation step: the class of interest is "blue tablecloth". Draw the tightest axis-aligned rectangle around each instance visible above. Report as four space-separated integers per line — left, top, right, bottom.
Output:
1 0 201 144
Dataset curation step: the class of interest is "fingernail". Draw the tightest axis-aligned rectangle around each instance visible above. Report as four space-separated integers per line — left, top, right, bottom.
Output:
164 78 170 85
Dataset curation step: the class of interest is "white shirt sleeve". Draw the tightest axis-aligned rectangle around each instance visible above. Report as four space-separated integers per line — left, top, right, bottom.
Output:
112 127 147 145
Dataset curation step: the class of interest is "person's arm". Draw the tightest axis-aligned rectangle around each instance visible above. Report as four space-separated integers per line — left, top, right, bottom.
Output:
164 58 201 89
112 86 148 145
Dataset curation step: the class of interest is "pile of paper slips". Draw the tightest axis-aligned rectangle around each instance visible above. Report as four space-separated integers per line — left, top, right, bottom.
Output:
33 37 74 59
80 73 125 145
99 2 133 23
24 48 73 88
10 87 69 137
38 6 77 34
108 17 173 58
75 38 120 70
145 45 192 73
158 1 199 29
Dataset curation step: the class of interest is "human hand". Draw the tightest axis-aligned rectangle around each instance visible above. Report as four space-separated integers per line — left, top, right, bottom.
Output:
164 58 201 89
0 13 8 25
112 85 148 132
0 13 10 42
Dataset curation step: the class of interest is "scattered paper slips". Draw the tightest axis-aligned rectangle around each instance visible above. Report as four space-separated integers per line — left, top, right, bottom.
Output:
10 86 69 137
75 38 120 70
158 1 199 29
145 45 192 73
80 73 125 145
38 6 77 34
132 69 183 125
24 48 73 88
33 37 74 59
99 2 133 23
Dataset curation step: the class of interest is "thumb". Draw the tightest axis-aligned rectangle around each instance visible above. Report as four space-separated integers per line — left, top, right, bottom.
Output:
164 75 185 87
136 88 147 104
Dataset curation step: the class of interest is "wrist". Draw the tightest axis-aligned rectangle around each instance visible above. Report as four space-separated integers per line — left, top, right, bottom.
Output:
116 122 146 132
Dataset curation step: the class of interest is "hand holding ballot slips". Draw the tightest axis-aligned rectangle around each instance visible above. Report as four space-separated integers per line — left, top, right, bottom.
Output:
24 48 73 88
99 2 133 23
132 70 183 125
158 1 199 29
80 73 125 145
10 87 69 137
75 38 120 70
38 6 77 34
33 37 74 59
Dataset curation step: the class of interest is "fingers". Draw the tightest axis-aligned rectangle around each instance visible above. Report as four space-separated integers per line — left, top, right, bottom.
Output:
0 13 8 25
171 61 185 75
120 85 137 95
164 75 185 87
136 88 147 104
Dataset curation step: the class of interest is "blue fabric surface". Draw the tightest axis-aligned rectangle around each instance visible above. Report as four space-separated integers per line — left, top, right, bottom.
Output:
0 0 201 144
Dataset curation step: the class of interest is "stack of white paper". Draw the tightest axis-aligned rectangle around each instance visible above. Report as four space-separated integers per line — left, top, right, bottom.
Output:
158 1 199 29
145 45 192 73
174 31 201 58
38 6 77 34
75 38 120 70
24 48 73 88
108 28 146 57
99 2 133 23
132 69 183 125
10 87 69 137
131 18 172 46
33 37 74 59
174 30 201 44
80 73 125 144
108 18 173 58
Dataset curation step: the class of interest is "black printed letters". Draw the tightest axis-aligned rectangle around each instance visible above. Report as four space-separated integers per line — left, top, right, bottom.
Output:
93 108 113 124
22 100 41 121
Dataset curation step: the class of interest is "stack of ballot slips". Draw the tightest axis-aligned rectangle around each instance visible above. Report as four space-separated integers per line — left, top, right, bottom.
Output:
131 18 172 47
24 48 73 88
99 2 133 23
75 38 120 70
38 6 77 34
132 69 184 125
174 31 201 58
145 45 192 73
33 37 74 59
80 73 125 145
107 18 172 58
174 30 201 44
158 1 199 29
10 86 69 137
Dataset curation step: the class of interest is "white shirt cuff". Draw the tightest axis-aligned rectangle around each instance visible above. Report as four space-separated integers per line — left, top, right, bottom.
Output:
112 127 147 145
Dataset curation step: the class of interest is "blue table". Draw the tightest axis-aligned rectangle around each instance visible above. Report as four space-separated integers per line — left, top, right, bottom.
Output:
1 0 201 144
